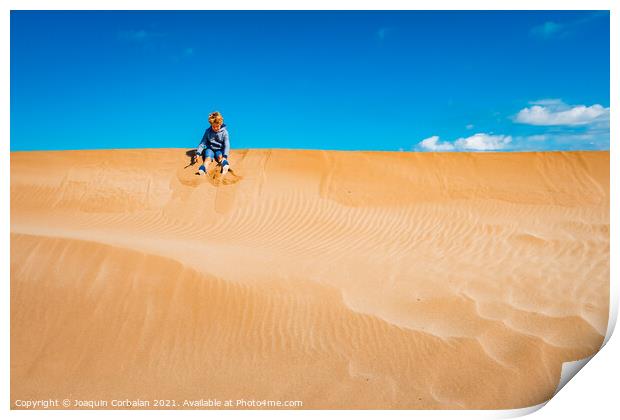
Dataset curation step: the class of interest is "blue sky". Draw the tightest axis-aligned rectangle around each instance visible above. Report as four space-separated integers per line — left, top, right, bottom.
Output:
10 10 610 152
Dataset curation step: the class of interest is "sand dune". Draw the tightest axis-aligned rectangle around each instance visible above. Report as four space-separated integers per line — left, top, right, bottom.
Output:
10 149 609 409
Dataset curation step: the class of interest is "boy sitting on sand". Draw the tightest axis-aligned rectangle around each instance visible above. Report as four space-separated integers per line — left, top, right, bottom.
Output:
196 111 231 176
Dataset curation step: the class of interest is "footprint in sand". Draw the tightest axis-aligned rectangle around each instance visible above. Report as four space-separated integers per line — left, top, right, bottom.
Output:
176 165 243 187
175 164 243 214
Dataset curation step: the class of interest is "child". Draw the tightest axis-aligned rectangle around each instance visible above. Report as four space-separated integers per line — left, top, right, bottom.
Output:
195 111 231 175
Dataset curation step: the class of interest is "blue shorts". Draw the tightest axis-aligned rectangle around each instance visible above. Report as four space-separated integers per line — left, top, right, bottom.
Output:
202 148 223 161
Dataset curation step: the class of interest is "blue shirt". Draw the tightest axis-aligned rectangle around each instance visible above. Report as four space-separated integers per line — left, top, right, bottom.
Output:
196 124 230 157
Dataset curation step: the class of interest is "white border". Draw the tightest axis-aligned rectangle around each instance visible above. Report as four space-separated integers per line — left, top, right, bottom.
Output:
3 1 617 420
0 0 617 10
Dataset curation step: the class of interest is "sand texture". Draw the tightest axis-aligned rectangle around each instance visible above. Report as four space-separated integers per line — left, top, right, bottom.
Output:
10 149 609 409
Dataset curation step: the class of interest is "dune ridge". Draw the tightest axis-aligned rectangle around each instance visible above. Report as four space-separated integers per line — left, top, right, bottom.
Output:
11 149 609 409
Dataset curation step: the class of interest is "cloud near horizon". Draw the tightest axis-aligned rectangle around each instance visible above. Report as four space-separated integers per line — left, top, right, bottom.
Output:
416 98 609 152
515 99 609 126
418 133 512 151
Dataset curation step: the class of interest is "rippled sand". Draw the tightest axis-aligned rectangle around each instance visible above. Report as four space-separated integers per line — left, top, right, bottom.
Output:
11 149 609 409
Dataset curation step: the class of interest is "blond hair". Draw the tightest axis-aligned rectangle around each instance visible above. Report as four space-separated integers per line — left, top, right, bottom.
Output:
208 111 224 125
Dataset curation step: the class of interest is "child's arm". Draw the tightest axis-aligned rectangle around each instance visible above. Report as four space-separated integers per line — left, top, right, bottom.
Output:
196 128 209 155
223 130 230 158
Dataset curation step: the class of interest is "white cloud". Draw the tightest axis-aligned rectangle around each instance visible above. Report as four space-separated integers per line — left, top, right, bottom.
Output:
417 98 609 152
419 136 455 151
455 133 512 150
418 133 512 151
515 100 609 126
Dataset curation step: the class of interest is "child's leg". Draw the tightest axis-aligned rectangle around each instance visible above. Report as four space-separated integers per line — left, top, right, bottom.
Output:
214 151 229 165
215 151 230 174
199 149 216 173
